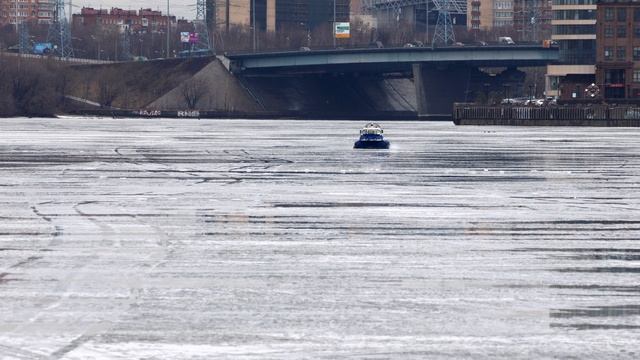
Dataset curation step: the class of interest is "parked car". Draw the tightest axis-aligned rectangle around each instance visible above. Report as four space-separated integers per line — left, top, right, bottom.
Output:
499 36 515 45
178 49 214 58
501 97 528 105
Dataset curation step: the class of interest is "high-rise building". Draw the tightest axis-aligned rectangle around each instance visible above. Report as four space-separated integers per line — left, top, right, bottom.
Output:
467 0 514 30
596 0 640 100
36 0 53 24
213 0 350 33
363 1 465 30
513 0 552 41
545 0 596 99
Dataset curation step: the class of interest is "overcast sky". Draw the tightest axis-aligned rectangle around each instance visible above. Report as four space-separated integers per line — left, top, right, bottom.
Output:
74 1 197 19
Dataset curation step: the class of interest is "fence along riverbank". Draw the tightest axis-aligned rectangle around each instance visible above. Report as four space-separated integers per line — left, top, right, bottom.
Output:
453 104 640 126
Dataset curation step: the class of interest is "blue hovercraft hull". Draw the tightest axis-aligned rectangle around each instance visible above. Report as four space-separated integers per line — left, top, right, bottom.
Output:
354 140 390 149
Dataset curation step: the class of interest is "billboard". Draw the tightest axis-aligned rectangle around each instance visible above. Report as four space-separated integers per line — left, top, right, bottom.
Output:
180 32 190 43
189 33 199 44
335 22 350 39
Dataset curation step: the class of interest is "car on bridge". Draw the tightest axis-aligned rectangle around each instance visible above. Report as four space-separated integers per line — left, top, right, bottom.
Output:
178 49 214 58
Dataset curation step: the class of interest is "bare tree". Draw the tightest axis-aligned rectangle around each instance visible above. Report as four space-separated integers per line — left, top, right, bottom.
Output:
180 77 207 110
97 69 120 108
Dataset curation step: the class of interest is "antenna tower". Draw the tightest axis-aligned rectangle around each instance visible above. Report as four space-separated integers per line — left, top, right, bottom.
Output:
432 0 455 46
194 0 212 52
47 0 74 58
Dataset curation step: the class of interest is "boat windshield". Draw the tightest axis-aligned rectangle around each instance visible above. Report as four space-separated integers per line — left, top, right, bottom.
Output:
360 123 384 135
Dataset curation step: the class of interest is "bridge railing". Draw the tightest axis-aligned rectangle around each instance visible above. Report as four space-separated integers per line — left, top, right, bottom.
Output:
453 103 640 123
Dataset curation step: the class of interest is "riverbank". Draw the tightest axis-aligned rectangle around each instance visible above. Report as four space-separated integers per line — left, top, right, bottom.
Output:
65 108 420 121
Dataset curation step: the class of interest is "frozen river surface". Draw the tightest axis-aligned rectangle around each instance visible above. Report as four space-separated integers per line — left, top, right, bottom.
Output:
1 119 640 359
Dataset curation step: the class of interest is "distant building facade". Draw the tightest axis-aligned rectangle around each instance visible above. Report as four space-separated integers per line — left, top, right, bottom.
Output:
213 0 350 33
72 7 176 33
596 0 640 100
468 0 514 30
546 0 597 99
513 0 552 40
0 0 53 26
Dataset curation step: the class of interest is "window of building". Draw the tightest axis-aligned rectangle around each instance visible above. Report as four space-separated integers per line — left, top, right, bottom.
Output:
634 47 640 60
635 8 640 22
605 25 613 37
549 76 559 91
617 47 626 60
618 25 627 38
636 26 640 37
605 69 625 84
605 8 614 21
617 8 627 22
605 47 613 60
634 70 640 83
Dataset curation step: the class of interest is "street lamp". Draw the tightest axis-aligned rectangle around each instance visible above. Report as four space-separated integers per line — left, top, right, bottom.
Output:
333 0 336 48
166 0 170 58
252 0 257 52
529 84 534 103
425 0 429 44
91 34 101 60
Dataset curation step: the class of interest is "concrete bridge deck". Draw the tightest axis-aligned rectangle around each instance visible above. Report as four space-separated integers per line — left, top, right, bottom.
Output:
225 46 559 75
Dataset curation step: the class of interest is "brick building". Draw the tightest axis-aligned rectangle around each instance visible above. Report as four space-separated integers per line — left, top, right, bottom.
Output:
72 7 176 33
596 0 640 100
0 0 53 26
546 0 596 99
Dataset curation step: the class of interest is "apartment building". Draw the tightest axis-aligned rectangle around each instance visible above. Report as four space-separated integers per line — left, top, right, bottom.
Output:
0 0 54 26
468 0 514 30
1 0 36 26
72 7 176 33
35 0 52 23
546 0 597 99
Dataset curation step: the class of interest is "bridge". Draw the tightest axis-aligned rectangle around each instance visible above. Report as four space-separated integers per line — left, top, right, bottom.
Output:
226 46 558 75
224 46 559 119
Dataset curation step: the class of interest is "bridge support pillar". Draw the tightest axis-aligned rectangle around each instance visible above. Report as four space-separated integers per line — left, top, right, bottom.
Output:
413 63 473 120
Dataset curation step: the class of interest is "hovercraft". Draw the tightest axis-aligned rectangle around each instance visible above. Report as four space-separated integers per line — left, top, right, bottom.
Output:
354 123 390 149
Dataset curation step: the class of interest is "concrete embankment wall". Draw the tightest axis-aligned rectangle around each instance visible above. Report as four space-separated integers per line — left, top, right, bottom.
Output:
150 60 418 117
65 58 213 109
148 59 262 113
65 56 420 118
